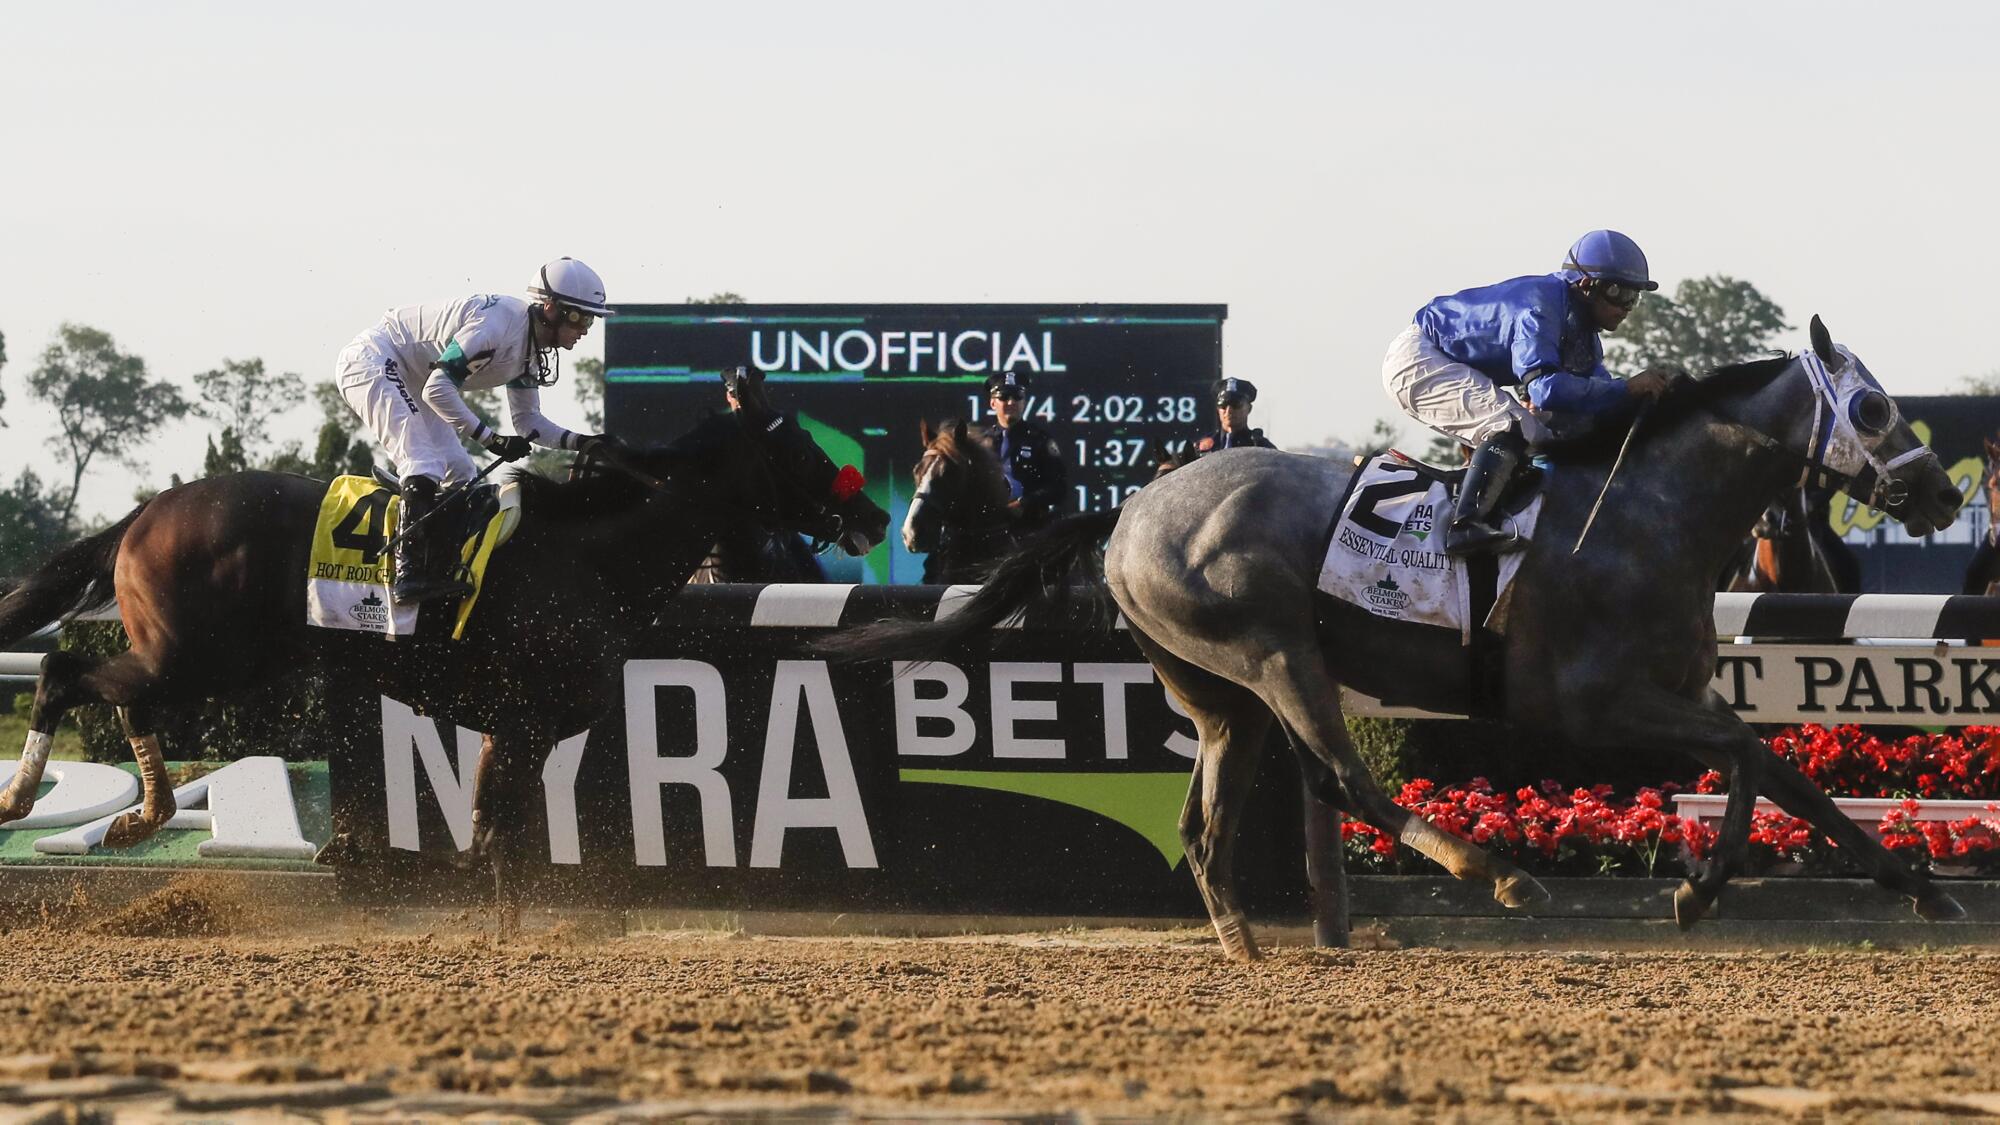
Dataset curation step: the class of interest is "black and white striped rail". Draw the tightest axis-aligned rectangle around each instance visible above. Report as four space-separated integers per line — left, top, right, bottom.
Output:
5 592 1999 666
674 587 2000 641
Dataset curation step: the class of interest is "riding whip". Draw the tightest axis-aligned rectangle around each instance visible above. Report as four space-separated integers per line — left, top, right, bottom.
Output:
1571 399 1655 555
382 454 509 553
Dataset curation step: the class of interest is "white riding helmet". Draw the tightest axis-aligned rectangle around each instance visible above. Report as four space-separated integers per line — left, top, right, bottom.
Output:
528 257 616 318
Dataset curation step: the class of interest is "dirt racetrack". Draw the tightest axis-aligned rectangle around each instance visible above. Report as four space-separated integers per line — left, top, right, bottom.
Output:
2 880 1999 1120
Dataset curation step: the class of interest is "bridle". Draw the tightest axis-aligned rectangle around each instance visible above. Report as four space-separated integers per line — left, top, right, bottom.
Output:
1702 349 1937 515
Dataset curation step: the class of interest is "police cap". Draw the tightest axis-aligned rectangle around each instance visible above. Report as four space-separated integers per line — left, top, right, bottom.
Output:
723 365 766 396
1213 377 1258 406
986 370 1032 399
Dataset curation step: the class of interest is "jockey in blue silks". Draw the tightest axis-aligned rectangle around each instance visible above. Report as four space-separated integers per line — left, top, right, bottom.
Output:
1382 229 1678 555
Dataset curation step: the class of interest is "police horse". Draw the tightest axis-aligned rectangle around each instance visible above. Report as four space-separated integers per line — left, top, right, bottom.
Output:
827 318 1966 960
902 418 1017 583
0 404 888 886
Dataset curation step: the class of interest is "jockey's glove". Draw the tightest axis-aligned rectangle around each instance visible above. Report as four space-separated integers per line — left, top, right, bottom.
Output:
578 433 627 460
484 434 533 462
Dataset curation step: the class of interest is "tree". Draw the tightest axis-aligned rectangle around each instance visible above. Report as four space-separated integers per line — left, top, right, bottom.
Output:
1603 275 1788 376
686 291 748 305
29 324 191 525
264 382 373 479
0 470 71 575
0 326 9 425
1954 370 2000 395
201 429 249 477
192 357 303 462
573 356 606 431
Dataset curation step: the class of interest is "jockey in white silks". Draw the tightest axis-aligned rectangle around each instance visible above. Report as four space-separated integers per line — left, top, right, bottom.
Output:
334 258 620 603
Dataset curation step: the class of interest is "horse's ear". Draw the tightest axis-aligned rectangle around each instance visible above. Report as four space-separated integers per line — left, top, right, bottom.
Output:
950 418 968 442
920 418 936 446
1809 315 1839 367
1986 435 2000 460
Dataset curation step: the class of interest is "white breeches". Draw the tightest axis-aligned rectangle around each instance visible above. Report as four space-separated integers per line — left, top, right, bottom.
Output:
1381 324 1550 447
335 340 477 485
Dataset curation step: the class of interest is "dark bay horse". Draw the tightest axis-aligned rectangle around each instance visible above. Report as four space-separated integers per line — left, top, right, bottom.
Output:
902 418 1015 584
0 406 888 873
827 316 1965 959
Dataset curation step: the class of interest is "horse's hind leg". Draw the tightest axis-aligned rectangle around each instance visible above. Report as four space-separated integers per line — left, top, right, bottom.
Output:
0 651 98 823
1259 648 1549 909
101 702 177 849
1131 628 1273 962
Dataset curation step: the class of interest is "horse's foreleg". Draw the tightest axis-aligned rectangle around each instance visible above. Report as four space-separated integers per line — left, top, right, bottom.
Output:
101 704 178 850
1755 750 1963 921
1570 688 1768 929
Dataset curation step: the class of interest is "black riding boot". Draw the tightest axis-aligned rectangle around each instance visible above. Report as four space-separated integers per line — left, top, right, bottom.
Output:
1446 432 1528 556
392 477 473 604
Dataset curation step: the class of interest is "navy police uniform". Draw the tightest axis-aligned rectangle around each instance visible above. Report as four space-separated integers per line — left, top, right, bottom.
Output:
1186 377 1277 459
977 371 1069 531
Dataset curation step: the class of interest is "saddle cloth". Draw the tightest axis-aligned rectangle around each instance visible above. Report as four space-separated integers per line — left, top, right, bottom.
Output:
1316 452 1543 641
305 475 522 640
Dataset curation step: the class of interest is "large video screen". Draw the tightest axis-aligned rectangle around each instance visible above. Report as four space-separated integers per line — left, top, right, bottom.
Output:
604 304 1226 583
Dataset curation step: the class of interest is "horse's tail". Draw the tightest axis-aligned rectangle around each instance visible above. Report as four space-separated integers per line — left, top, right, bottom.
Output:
819 506 1125 664
0 505 145 648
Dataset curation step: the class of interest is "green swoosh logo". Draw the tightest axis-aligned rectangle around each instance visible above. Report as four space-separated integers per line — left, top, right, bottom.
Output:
899 769 1190 867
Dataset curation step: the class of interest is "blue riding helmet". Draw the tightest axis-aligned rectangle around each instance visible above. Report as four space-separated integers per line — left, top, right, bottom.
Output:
1561 230 1659 291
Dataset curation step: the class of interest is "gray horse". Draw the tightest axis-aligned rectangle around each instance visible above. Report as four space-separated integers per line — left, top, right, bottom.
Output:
826 316 1966 961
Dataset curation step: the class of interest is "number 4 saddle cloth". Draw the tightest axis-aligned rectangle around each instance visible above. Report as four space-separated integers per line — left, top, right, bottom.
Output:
305 475 522 639
1316 451 1544 642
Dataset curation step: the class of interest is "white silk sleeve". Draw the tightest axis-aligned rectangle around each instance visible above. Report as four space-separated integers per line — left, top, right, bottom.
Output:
423 370 495 446
506 385 584 450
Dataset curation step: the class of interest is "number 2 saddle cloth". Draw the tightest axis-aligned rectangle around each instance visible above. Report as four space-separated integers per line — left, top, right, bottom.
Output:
1316 451 1544 643
305 475 522 639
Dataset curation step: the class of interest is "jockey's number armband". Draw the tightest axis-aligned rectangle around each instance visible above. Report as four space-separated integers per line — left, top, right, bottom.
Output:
431 340 494 387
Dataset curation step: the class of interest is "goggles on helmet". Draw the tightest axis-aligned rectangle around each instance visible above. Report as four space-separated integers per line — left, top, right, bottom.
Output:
1593 280 1645 311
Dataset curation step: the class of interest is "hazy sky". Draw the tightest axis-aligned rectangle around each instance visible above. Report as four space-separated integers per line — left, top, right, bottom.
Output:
4 1 1996 522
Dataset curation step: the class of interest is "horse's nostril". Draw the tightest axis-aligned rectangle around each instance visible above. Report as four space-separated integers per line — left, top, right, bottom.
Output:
1941 487 1965 508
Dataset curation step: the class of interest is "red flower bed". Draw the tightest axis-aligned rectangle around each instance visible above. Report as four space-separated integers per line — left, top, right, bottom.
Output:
1346 725 2000 877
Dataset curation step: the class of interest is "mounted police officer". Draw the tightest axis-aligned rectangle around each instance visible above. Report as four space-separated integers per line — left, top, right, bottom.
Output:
978 370 1068 533
335 257 620 603
1192 377 1278 456
1382 230 1677 555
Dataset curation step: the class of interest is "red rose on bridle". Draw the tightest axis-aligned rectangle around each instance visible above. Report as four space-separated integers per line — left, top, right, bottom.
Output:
830 464 866 503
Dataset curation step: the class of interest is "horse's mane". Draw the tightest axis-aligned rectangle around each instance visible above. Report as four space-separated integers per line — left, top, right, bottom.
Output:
916 418 1010 509
1540 353 1798 466
510 413 734 520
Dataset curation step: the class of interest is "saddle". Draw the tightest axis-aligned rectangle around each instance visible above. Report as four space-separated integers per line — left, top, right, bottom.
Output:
306 475 521 640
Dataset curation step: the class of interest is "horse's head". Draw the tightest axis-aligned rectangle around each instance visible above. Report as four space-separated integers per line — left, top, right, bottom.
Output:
904 418 1010 554
655 410 889 558
1788 315 1961 537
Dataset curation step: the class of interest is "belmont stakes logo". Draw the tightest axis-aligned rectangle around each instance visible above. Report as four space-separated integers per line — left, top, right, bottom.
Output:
348 592 390 629
1401 501 1436 541
1363 575 1410 615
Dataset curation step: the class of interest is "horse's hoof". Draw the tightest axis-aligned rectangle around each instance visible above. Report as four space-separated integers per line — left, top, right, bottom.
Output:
1493 870 1551 910
1915 889 1967 922
1673 879 1712 931
1214 915 1263 963
100 811 166 850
